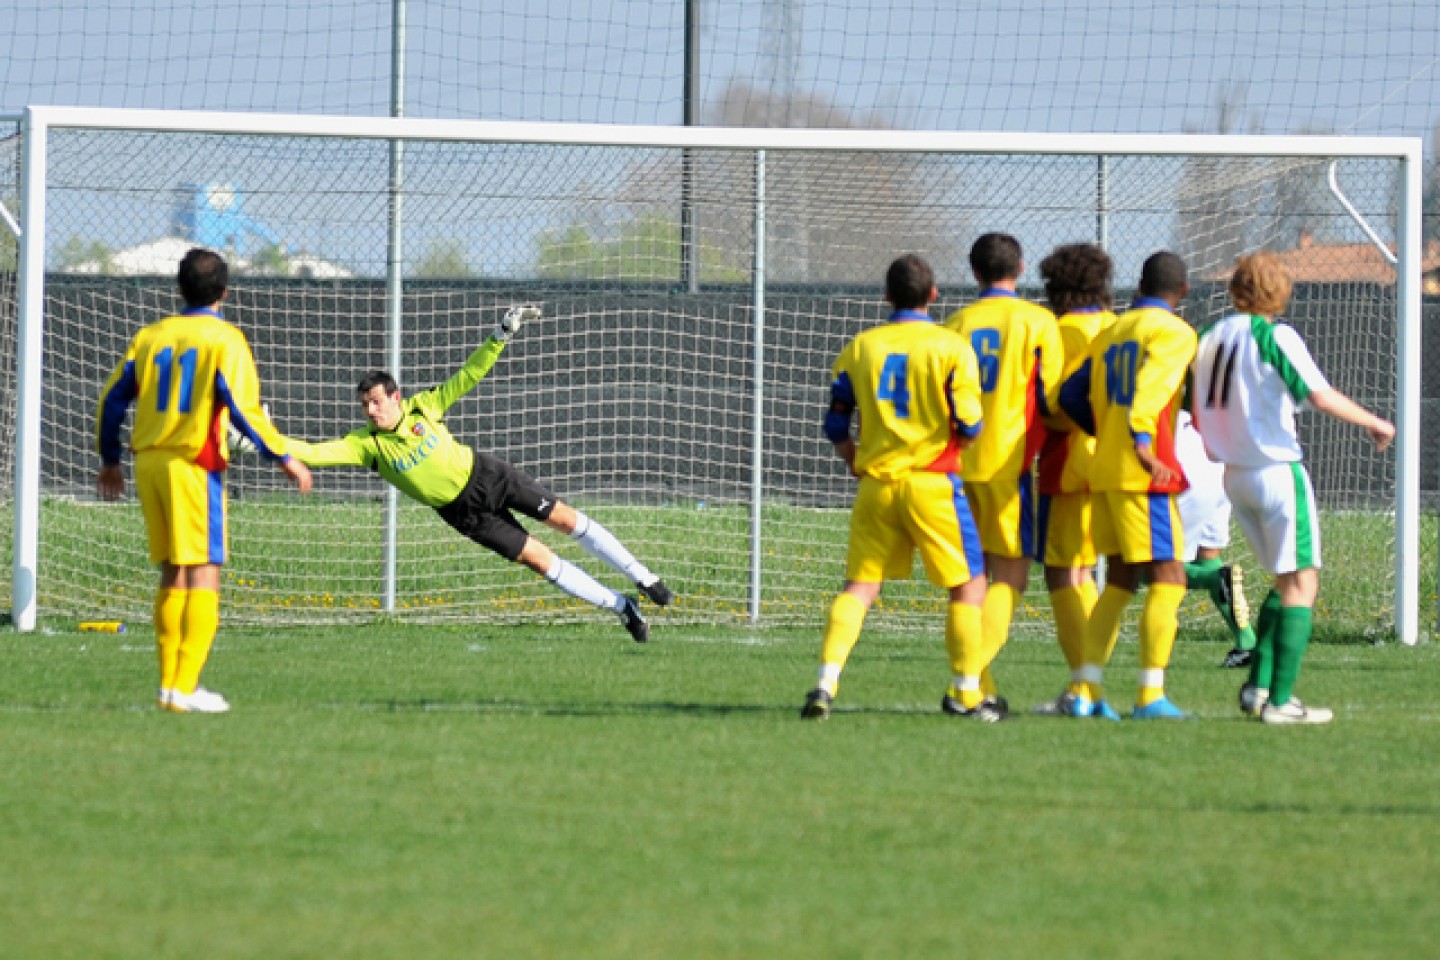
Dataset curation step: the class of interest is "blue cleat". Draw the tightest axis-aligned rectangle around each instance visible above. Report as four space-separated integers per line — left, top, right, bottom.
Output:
1091 699 1122 721
1130 696 1190 720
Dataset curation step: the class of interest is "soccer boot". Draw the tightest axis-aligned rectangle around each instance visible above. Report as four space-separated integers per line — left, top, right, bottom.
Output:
165 686 231 714
1057 690 1094 718
1222 564 1250 627
1261 697 1334 725
1030 689 1072 716
941 693 1007 722
1090 699 1123 721
638 578 675 607
800 688 832 720
1238 682 1269 718
156 687 174 710
1220 647 1254 669
618 596 650 643
1130 696 1190 720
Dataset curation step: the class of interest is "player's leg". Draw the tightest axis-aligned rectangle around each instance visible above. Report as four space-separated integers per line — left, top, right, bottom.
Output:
1259 464 1330 724
543 500 673 606
1129 493 1189 719
1067 492 1130 718
802 478 904 718
134 452 184 708
965 477 1032 701
1037 491 1098 713
908 473 996 718
146 453 229 713
510 527 648 642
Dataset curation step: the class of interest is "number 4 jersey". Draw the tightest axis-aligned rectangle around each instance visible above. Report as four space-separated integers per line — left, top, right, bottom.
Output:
1191 313 1330 468
826 310 984 481
97 308 291 469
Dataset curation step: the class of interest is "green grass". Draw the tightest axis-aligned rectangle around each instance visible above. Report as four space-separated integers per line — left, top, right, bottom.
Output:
11 498 1435 643
1 619 1437 960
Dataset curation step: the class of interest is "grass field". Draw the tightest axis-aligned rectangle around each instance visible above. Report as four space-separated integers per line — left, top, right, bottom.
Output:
2 617 1437 960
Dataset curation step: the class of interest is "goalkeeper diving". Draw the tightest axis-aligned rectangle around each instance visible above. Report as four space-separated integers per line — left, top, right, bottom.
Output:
269 306 673 640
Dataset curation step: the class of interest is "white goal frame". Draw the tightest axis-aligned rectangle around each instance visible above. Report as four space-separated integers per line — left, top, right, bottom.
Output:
10 105 1425 643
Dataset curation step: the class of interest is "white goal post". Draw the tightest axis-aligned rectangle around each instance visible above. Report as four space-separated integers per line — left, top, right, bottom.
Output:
9 105 1425 643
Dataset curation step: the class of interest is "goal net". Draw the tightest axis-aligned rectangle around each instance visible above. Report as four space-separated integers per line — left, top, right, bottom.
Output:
7 109 1424 643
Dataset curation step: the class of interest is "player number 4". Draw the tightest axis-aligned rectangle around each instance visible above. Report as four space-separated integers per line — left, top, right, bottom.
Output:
877 353 911 417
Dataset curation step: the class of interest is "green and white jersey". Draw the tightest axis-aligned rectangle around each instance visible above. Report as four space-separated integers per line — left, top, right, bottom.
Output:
1192 313 1330 468
289 337 506 507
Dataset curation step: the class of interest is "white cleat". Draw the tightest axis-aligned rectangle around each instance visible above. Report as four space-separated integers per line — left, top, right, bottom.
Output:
166 686 231 714
1238 683 1269 717
1260 697 1333 725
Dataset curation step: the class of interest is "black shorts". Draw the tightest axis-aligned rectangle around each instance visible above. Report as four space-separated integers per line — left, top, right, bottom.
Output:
435 451 558 562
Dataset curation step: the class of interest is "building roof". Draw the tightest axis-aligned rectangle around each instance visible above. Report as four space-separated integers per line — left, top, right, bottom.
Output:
1205 232 1440 288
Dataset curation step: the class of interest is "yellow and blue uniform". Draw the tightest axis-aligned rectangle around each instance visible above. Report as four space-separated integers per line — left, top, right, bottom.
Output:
96 307 293 565
826 310 984 587
288 338 506 506
1035 307 1114 567
944 289 1062 558
1059 296 1196 564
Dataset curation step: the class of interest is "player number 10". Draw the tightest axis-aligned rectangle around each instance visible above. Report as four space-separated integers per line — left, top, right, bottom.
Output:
1103 341 1139 405
153 346 200 414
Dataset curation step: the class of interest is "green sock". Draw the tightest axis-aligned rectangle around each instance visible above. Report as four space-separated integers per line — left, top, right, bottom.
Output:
1269 606 1314 706
1185 557 1223 592
1248 590 1282 691
1234 625 1257 652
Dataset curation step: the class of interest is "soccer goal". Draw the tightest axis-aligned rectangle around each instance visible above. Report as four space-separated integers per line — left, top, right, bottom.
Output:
6 106 1425 643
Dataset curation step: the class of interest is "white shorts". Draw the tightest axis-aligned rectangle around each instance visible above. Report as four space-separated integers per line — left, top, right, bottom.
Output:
1223 462 1321 575
1177 478 1231 562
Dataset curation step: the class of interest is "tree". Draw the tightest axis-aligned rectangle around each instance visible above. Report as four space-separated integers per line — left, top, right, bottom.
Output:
537 214 746 282
56 237 117 274
413 239 476 279
246 243 293 277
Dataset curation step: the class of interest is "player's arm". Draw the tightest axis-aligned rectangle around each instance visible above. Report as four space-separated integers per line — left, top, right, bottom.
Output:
421 305 538 416
1309 389 1395 451
285 433 374 469
1056 358 1095 437
1128 322 1197 446
214 333 293 463
946 343 984 450
823 361 860 476
1032 314 1065 419
95 353 139 501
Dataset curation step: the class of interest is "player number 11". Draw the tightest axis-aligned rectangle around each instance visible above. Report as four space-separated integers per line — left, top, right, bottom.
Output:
153 346 199 413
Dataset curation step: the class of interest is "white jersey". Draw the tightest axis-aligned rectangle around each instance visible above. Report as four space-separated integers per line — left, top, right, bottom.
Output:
1191 313 1331 468
1174 410 1230 559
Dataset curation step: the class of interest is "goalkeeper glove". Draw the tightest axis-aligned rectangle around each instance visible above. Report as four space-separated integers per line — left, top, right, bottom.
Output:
227 404 269 457
495 304 541 342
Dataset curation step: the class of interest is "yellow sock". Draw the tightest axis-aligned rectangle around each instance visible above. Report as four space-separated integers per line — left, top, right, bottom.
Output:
1049 584 1092 671
945 601 986 709
173 589 220 696
1080 584 1133 701
818 592 868 694
1137 582 1186 706
979 582 1017 696
153 588 187 693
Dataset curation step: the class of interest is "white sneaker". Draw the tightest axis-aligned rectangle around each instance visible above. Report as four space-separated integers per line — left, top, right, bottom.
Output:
166 686 231 714
1261 697 1333 725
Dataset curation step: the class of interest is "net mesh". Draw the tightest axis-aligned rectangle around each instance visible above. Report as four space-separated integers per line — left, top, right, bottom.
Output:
19 125 1407 636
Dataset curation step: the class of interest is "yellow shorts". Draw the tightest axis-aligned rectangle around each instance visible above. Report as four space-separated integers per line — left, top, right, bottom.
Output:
845 472 984 588
1037 492 1096 568
1091 489 1185 564
963 475 1035 559
134 450 228 566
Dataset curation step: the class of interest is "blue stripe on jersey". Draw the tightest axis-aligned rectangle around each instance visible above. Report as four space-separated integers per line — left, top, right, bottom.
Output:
1019 471 1036 558
1058 358 1095 436
1147 492 1175 561
824 371 856 442
216 372 284 462
206 467 226 564
979 288 1017 299
889 309 934 323
1130 296 1174 312
98 361 139 463
949 474 985 577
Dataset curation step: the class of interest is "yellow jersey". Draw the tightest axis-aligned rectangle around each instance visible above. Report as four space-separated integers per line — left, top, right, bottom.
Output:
825 310 984 481
1037 307 1114 495
943 290 1062 482
97 307 291 470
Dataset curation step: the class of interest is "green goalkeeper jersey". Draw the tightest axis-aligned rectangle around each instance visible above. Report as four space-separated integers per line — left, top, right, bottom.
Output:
288 337 506 508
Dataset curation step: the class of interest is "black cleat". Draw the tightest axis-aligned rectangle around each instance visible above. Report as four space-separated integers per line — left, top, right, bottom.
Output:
1220 646 1253 669
618 595 649 643
800 688 832 720
638 578 675 607
941 694 1008 722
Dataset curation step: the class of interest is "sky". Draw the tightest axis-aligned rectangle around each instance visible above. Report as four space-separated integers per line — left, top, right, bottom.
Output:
2 1 1436 279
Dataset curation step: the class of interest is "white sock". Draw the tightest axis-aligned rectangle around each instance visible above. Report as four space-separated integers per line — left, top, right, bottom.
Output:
817 663 842 695
571 510 656 586
544 556 624 612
